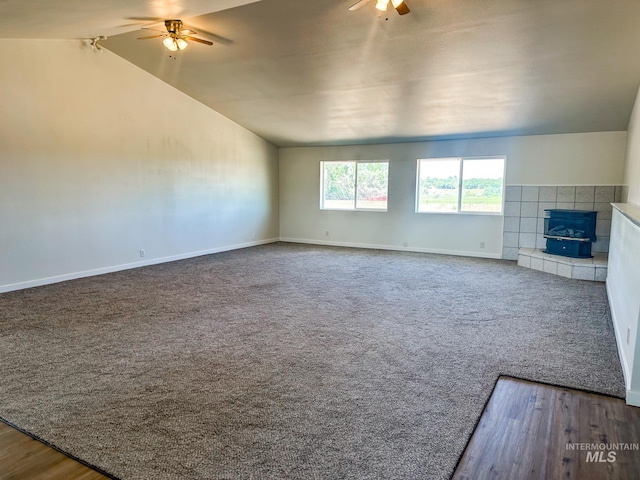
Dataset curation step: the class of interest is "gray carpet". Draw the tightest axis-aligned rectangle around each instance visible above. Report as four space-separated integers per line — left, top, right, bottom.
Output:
0 243 625 479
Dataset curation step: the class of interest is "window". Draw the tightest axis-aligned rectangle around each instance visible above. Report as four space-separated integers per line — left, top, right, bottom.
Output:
416 157 505 214
321 161 389 211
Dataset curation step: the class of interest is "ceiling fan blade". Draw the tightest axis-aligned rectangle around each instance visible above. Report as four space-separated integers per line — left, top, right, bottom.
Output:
395 1 410 15
118 17 165 28
141 25 167 32
349 0 373 11
137 34 166 40
181 22 233 45
127 16 164 22
183 35 213 46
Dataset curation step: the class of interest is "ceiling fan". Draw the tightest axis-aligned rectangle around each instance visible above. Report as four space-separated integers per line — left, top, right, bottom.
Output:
137 20 213 52
349 0 410 15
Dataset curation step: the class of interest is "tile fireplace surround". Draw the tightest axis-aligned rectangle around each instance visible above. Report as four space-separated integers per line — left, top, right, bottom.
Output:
517 247 608 282
502 185 625 261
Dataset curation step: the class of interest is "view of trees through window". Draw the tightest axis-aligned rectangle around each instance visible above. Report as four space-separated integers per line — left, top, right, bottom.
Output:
417 157 504 213
322 162 355 209
322 161 388 210
321 157 504 213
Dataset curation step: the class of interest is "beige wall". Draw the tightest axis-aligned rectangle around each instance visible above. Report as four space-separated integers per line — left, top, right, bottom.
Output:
625 85 640 204
0 39 279 291
279 132 626 258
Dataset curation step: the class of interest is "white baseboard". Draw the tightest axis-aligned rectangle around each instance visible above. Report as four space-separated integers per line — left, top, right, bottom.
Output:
626 389 640 407
0 238 279 293
278 237 503 259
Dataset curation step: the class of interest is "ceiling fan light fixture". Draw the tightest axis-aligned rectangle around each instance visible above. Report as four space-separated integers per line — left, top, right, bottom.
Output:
375 0 390 11
176 38 188 50
163 36 187 52
137 18 213 49
393 0 411 15
163 37 178 51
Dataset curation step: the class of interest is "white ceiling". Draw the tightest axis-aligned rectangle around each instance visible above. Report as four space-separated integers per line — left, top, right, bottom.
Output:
4 0 640 147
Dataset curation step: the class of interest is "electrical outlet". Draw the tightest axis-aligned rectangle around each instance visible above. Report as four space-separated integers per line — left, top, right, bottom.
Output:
628 326 632 345
325 230 329 236
480 242 486 249
140 249 145 258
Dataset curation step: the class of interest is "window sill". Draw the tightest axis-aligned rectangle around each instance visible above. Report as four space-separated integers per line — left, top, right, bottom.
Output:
320 208 388 213
415 211 503 216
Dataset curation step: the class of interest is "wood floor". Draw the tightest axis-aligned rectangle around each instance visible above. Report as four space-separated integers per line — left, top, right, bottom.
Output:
453 376 640 480
2 377 638 479
0 420 110 480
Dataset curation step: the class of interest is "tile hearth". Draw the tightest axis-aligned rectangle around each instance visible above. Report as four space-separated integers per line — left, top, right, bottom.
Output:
517 247 608 282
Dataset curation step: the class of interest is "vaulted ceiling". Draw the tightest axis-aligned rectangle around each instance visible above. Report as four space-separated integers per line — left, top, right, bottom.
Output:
3 0 640 147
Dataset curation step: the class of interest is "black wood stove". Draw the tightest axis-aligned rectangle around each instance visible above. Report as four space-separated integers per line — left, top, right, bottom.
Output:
543 209 597 258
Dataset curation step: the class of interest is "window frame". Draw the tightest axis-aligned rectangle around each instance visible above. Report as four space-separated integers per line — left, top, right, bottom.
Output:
320 160 389 212
415 156 506 215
